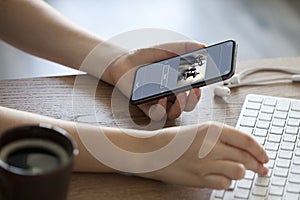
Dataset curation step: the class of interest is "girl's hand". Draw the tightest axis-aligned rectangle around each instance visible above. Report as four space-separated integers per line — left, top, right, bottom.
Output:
107 41 205 121
139 122 269 189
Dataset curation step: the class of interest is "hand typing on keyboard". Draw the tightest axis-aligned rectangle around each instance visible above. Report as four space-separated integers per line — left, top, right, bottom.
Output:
210 94 300 199
141 122 269 189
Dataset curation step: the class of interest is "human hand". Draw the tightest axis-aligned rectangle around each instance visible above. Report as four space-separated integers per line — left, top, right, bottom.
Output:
138 122 269 189
105 41 205 121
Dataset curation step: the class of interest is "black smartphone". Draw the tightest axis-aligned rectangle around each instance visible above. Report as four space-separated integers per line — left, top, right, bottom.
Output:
130 40 237 104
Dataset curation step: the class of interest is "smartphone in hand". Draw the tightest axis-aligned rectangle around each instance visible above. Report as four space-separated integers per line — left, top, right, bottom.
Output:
130 40 237 104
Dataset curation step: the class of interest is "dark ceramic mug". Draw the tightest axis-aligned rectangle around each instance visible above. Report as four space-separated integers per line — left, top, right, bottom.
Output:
0 124 78 200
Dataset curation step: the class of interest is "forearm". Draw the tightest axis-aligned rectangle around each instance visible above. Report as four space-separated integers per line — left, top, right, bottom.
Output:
0 106 171 173
0 0 129 85
0 0 101 69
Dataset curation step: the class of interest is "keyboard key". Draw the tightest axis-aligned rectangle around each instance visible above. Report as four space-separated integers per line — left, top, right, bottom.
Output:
287 118 300 127
234 188 250 199
238 126 253 135
244 170 255 180
273 167 289 177
278 150 293 159
264 97 277 106
259 113 272 121
252 185 268 197
274 110 288 119
228 180 236 190
269 185 284 196
237 179 252 189
284 193 300 200
246 102 262 110
295 149 300 156
213 190 225 198
283 134 297 143
280 142 295 151
265 142 279 151
248 95 263 103
285 126 298 135
289 174 300 184
276 99 290 112
276 159 290 168
261 105 275 114
289 111 300 119
222 192 234 199
291 101 300 111
293 156 300 165
255 176 270 186
267 195 282 200
271 176 286 186
269 126 284 135
267 134 281 143
286 183 300 193
272 118 285 127
254 128 268 137
291 165 300 174
256 120 270 129
240 117 256 127
244 109 259 117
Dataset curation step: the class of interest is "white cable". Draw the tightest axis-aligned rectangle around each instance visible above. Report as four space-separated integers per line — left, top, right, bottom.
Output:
237 66 300 80
227 76 295 88
215 66 300 97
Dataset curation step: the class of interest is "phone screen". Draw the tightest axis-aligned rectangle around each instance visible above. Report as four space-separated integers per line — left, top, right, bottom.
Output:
130 40 237 104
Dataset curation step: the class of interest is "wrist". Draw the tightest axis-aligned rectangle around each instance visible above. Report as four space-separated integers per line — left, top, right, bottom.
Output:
80 41 129 84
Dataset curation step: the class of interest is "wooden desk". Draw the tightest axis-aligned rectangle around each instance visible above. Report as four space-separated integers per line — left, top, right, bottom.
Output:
0 57 300 200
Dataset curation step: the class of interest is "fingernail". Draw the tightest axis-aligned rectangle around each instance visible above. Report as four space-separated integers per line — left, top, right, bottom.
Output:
263 166 269 175
263 154 269 163
259 165 269 176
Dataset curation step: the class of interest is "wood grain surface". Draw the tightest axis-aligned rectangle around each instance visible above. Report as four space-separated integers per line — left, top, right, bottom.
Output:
0 57 299 200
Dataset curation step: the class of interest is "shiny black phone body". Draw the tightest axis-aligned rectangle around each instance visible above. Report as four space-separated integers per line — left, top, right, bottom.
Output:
130 40 237 104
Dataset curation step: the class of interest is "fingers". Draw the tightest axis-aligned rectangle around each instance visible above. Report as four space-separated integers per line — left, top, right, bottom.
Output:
204 160 246 181
195 160 245 189
216 144 268 175
138 98 168 121
220 125 269 164
167 92 187 120
184 88 201 112
153 41 206 55
138 88 201 121
165 88 201 119
202 174 232 190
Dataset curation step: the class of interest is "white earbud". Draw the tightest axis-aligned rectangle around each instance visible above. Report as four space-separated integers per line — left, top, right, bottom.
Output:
214 86 231 97
292 74 300 82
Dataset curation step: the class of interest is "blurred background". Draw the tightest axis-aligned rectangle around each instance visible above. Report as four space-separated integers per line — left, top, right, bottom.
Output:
1 0 300 80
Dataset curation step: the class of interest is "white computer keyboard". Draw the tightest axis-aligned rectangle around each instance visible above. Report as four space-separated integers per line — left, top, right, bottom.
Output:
210 94 300 200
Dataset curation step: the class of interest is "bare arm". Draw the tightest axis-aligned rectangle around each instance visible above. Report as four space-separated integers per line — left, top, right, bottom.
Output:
0 0 101 70
0 106 169 173
0 0 202 120
0 106 268 189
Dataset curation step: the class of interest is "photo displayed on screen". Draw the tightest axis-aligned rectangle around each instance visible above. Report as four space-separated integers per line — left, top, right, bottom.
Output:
131 41 234 102
177 51 207 87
